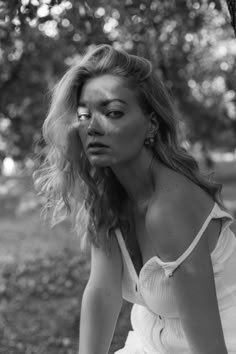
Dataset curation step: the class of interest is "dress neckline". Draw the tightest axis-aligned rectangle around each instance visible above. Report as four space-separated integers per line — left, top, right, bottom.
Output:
115 201 219 284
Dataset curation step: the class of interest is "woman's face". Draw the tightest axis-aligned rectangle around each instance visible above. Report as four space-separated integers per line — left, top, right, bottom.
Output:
76 74 150 167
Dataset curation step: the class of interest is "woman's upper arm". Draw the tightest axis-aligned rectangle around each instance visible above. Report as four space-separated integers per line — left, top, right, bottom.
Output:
147 202 227 354
172 237 227 353
88 231 123 299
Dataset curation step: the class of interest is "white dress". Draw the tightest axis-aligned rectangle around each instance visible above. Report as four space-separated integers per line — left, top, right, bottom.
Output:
114 202 236 353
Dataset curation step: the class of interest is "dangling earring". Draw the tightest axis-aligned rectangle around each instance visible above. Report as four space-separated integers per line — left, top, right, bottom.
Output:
144 136 155 147
144 128 158 147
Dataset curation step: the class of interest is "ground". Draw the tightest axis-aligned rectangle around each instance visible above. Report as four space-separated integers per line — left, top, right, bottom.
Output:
0 160 235 354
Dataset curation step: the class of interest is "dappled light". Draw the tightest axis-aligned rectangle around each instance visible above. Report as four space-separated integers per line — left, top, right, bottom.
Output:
0 0 236 352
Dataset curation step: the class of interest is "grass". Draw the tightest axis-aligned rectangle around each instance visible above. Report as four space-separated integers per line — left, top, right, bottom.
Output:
0 211 133 354
0 176 133 354
0 160 235 353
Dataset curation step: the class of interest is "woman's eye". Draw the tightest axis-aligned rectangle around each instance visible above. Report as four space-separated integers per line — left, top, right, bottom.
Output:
77 112 90 121
107 111 123 118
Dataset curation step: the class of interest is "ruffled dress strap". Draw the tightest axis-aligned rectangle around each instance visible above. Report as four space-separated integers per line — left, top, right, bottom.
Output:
154 202 234 277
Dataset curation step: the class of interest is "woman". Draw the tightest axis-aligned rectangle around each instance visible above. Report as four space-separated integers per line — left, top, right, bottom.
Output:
34 44 236 354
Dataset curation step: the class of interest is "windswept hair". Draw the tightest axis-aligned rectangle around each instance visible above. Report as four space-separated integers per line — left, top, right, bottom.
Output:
34 44 225 256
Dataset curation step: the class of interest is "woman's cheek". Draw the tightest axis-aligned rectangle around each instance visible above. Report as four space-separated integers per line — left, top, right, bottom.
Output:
66 126 84 160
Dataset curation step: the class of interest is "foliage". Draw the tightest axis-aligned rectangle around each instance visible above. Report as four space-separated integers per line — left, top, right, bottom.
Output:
0 250 131 353
0 174 132 353
0 0 236 163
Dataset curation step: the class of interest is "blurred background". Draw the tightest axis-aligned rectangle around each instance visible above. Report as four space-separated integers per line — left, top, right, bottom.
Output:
0 0 236 353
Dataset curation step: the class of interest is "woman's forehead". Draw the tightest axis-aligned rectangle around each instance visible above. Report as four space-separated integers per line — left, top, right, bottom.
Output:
78 74 136 107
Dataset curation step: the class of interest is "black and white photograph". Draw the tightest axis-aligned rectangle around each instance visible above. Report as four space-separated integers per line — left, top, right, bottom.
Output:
0 1 236 353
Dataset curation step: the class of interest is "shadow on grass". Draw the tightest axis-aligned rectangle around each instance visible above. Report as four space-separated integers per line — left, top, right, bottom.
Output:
0 247 132 354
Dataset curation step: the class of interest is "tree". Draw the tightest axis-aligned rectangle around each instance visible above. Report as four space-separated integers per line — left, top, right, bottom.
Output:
226 0 236 35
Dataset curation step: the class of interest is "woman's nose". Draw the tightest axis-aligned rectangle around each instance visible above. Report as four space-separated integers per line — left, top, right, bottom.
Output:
87 114 104 136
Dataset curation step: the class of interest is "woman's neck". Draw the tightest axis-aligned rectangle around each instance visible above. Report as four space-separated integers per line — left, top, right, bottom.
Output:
111 149 165 208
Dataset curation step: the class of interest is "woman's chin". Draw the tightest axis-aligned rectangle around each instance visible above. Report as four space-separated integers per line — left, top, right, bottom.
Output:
88 155 113 167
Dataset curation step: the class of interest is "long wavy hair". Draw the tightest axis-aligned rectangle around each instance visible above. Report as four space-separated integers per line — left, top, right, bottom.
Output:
34 44 225 256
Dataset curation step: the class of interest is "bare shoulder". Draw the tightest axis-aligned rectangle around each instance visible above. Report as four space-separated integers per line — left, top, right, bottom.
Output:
146 173 216 262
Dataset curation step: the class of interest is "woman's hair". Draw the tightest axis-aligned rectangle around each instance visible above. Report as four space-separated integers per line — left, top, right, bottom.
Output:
33 44 225 256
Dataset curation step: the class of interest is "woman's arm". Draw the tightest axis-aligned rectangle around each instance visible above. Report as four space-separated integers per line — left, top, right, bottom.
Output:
147 201 227 354
78 234 123 354
171 240 227 354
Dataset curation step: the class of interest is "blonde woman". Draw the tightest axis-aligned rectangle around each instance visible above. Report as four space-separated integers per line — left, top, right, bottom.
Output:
34 44 236 354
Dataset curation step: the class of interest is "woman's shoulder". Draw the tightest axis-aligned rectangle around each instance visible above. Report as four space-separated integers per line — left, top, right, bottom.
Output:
153 168 214 215
145 173 216 261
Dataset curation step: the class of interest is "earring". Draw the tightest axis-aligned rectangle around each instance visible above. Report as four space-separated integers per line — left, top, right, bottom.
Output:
144 135 155 147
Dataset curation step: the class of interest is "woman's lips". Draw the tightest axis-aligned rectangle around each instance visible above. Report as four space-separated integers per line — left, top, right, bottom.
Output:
87 142 108 149
87 143 109 153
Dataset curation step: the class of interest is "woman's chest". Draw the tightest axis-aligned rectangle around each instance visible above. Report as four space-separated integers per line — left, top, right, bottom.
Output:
132 208 156 266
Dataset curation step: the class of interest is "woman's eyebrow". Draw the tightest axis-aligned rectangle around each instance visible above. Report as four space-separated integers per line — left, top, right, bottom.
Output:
78 99 127 107
100 99 127 106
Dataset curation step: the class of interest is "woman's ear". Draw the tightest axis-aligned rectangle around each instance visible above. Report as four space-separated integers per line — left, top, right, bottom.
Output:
148 112 159 136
